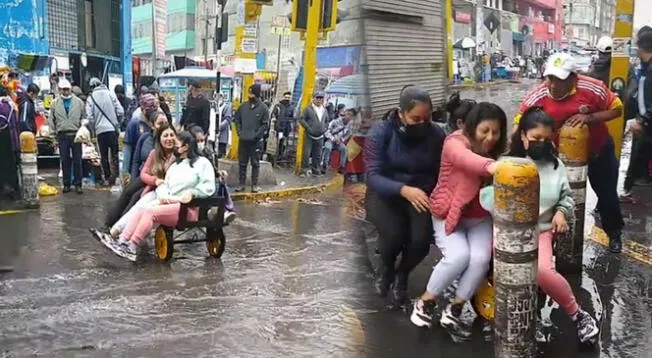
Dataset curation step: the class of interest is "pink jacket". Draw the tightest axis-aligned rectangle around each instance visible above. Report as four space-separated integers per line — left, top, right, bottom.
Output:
429 130 495 235
139 151 174 196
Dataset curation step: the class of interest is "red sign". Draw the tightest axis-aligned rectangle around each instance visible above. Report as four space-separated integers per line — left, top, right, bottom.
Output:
455 11 472 24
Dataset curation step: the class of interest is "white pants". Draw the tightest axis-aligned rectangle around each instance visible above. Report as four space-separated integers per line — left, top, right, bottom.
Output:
112 191 158 233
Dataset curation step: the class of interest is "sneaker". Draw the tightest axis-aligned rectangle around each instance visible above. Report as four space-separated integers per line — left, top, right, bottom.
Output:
574 310 599 343
234 186 245 193
251 186 262 193
619 191 636 204
75 186 83 194
223 211 236 225
62 186 71 193
118 241 137 256
440 303 472 342
535 320 548 343
410 299 436 328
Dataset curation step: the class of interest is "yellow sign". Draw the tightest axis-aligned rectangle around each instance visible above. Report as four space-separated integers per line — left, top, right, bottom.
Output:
43 95 53 109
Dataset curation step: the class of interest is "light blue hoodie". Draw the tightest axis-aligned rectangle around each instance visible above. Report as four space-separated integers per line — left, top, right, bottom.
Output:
480 157 574 232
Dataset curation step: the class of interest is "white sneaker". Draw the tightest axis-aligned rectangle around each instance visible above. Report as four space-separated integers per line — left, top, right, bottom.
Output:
440 303 472 342
223 211 236 225
410 299 436 328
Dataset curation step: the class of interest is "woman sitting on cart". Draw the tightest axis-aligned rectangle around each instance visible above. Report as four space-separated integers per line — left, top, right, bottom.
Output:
113 131 216 257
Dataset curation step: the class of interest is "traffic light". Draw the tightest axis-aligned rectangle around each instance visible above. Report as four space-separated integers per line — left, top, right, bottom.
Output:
290 0 341 32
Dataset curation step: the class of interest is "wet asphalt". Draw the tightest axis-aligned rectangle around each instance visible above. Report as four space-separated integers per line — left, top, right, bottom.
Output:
0 80 650 357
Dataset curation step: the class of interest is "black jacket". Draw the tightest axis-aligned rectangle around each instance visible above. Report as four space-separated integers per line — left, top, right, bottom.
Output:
17 92 37 134
272 100 294 135
181 94 210 133
234 100 269 142
587 54 611 87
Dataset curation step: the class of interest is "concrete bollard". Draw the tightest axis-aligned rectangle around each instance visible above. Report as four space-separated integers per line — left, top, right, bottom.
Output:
556 124 589 274
19 131 39 208
493 157 539 358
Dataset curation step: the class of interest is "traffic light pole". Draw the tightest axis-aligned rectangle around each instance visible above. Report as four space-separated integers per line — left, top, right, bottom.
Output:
294 0 322 174
607 0 635 158
446 0 454 82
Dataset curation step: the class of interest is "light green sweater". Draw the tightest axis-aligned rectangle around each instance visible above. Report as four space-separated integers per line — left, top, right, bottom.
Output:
480 157 574 231
155 157 216 201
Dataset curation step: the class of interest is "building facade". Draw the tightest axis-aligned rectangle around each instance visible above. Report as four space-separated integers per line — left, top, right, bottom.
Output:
563 0 616 47
0 0 49 68
451 0 564 57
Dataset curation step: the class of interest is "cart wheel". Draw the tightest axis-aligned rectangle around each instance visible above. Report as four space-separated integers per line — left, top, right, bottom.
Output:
206 228 226 258
473 278 495 321
155 226 174 261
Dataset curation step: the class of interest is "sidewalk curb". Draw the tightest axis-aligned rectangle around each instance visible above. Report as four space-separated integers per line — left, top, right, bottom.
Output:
231 174 344 202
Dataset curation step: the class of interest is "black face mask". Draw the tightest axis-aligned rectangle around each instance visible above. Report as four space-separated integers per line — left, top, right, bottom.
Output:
399 122 431 140
527 140 554 161
173 148 182 159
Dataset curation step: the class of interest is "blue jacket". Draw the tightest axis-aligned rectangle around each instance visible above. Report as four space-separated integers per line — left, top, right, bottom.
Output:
363 110 446 197
131 128 154 178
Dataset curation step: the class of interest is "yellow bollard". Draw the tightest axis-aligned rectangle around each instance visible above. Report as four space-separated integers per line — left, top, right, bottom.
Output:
19 132 39 208
493 157 539 358
556 124 590 273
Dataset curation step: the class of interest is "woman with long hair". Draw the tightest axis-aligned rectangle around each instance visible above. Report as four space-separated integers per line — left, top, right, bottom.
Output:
443 91 477 135
479 107 599 344
131 111 169 179
109 124 176 238
364 86 446 306
114 131 216 257
411 102 506 342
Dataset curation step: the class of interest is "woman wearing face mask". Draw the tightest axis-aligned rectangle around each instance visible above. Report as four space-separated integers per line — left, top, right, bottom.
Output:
411 102 505 342
364 86 446 306
131 111 169 179
113 131 216 257
189 125 216 165
109 124 177 238
478 107 599 344
442 92 477 135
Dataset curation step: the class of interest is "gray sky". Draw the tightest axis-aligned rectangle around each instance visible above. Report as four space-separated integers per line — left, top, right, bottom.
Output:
634 0 652 29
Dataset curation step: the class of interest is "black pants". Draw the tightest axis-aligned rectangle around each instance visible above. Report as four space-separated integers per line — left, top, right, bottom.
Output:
58 133 82 187
0 126 19 196
588 137 625 233
302 136 324 172
365 190 433 276
217 143 227 158
104 177 146 227
238 140 260 186
623 133 652 191
97 131 119 184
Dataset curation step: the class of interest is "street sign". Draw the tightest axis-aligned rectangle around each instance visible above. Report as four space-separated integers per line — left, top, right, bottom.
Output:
611 77 625 92
244 23 258 37
612 37 630 57
241 38 257 54
484 12 500 34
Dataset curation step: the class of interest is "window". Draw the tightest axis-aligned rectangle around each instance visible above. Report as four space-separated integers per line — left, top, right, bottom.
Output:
84 0 95 48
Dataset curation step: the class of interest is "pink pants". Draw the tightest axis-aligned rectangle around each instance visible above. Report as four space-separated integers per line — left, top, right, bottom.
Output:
122 203 198 244
538 230 579 316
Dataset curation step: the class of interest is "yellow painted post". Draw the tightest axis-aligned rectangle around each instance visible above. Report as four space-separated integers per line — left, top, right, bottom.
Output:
607 0 635 158
556 124 590 273
294 0 322 174
493 157 539 358
446 0 454 82
19 132 39 208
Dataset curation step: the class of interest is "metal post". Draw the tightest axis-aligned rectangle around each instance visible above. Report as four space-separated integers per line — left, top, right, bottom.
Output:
556 124 589 274
294 0 322 174
493 157 539 358
19 132 39 208
446 0 454 82
275 34 283 100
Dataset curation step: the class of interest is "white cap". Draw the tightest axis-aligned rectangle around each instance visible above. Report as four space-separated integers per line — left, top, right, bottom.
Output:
543 53 576 80
58 79 72 89
597 36 613 53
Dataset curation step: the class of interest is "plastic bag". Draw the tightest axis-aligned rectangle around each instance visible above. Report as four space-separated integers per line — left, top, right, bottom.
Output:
38 183 59 196
74 125 91 144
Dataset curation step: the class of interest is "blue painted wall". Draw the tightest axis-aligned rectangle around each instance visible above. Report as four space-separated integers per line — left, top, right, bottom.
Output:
0 0 49 65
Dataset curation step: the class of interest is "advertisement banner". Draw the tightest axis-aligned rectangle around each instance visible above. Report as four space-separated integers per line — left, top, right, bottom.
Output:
153 0 167 59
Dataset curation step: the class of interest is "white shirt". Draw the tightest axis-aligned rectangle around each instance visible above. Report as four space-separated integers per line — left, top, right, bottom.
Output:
312 103 325 122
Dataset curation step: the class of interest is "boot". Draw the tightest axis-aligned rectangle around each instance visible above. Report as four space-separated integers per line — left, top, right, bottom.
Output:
391 272 408 305
374 262 394 298
607 229 622 254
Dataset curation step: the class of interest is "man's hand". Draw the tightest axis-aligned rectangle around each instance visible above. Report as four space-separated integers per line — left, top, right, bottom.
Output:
566 114 592 127
552 211 569 234
631 121 644 135
400 185 430 213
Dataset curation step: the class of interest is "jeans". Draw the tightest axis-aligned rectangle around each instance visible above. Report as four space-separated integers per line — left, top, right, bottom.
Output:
58 133 82 187
238 140 260 186
97 131 119 184
623 132 652 191
121 143 133 175
302 136 324 172
426 216 493 300
104 177 146 227
217 143 227 158
365 190 433 277
321 141 347 170
588 137 624 233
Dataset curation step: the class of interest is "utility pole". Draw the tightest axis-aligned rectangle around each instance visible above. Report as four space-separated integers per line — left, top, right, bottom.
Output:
475 0 483 55
204 0 209 63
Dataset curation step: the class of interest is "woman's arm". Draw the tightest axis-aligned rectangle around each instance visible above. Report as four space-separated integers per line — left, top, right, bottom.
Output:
190 158 217 198
554 161 574 218
363 122 404 196
443 135 494 177
139 151 158 186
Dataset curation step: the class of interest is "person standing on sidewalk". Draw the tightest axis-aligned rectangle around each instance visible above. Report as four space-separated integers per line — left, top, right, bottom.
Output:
298 91 328 176
180 80 210 134
0 86 20 199
49 79 84 194
271 91 294 161
234 84 269 193
17 83 39 134
217 93 233 158
86 77 124 186
514 53 625 253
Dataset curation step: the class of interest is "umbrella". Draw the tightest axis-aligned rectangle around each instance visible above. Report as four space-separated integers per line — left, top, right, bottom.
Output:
453 37 476 49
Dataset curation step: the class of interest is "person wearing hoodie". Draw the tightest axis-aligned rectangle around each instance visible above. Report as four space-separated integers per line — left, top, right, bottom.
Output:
180 80 210 133
234 84 269 193
86 77 124 186
131 111 169 179
49 79 85 194
298 91 328 176
272 91 294 160
17 83 39 134
122 93 158 183
0 85 20 199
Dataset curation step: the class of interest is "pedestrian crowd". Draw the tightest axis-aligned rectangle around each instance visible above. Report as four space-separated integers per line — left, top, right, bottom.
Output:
362 27 652 346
